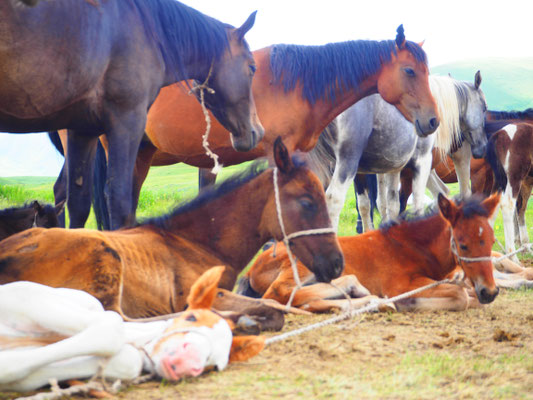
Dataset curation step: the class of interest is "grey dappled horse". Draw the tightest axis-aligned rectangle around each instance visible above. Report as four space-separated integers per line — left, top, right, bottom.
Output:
322 72 487 230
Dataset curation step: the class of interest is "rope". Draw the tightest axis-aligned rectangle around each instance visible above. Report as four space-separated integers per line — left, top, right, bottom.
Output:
265 275 462 345
272 168 336 310
450 232 533 263
189 63 222 175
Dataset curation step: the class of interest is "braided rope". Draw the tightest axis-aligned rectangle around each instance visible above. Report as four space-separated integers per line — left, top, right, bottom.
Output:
265 276 461 345
189 63 222 175
450 232 533 263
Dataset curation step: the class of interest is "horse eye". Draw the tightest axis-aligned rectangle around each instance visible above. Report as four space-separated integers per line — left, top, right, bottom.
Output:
185 313 197 322
299 198 316 213
217 291 224 298
459 244 468 251
249 64 256 75
404 67 415 77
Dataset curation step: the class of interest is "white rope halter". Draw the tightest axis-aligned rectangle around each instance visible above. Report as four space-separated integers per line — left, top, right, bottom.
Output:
272 168 336 307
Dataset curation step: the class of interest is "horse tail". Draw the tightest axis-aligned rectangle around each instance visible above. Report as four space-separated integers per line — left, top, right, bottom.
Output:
305 121 338 188
93 141 110 230
235 275 261 298
47 131 64 156
485 137 507 193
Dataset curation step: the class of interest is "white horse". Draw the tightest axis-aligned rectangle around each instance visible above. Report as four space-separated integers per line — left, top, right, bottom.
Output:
0 266 264 393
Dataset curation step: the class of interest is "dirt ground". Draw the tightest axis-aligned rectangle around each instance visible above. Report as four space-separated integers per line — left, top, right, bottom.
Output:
4 267 533 400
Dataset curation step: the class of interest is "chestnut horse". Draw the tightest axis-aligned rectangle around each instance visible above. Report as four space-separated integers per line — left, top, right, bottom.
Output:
0 139 343 319
80 24 438 229
0 267 264 393
1 0 261 230
240 194 500 312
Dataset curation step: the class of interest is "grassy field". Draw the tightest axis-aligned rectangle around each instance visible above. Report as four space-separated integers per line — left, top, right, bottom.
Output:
1 164 533 400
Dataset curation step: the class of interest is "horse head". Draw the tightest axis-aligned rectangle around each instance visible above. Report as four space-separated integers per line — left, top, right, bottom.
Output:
438 193 500 304
377 25 439 137
149 266 264 381
462 70 488 158
199 11 265 152
260 137 344 283
31 200 64 229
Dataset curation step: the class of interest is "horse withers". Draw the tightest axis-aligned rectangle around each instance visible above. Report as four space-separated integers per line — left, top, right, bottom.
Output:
241 193 500 312
0 138 343 319
0 267 265 393
1 0 262 230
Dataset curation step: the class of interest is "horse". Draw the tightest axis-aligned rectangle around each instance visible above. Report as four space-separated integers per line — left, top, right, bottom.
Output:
318 72 487 230
0 138 344 320
1 1 262 230
239 193 501 312
0 267 265 393
0 200 64 241
79 24 439 229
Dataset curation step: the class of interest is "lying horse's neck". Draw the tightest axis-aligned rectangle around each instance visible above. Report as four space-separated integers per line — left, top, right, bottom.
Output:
385 214 457 280
163 170 274 272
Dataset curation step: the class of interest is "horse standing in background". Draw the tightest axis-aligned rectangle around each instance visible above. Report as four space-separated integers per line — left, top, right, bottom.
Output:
1 0 262 230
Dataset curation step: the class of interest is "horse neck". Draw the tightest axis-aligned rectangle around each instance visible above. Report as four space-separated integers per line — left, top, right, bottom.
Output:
165 171 274 271
0 209 33 235
387 214 456 279
253 47 379 153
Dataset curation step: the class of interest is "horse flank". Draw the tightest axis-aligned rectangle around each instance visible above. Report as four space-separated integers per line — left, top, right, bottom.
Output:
270 40 427 105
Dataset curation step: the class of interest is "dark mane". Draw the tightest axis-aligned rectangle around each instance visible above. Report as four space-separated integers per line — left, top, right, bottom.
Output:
487 108 533 121
141 161 269 229
132 0 231 81
270 40 427 105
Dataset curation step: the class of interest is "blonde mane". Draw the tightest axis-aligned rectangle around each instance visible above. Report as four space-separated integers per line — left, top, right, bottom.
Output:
429 75 462 159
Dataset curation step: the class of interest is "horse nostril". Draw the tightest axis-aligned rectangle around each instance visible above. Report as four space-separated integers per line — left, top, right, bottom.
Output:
429 117 438 129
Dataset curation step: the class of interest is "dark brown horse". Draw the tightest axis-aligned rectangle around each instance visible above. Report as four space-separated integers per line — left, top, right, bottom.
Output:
0 139 343 320
0 200 64 241
1 0 262 230
241 194 500 312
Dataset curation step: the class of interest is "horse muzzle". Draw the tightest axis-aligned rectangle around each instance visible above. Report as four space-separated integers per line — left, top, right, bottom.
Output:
312 251 344 283
476 285 499 304
414 116 439 137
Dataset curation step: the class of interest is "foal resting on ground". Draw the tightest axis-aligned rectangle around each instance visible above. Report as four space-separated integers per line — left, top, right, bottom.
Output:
241 193 500 312
0 139 343 320
0 267 264 392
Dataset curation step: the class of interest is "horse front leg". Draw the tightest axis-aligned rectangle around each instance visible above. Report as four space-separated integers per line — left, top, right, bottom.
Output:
66 132 98 228
409 149 432 214
105 111 146 229
53 162 67 227
394 280 470 312
450 143 472 198
131 139 157 217
516 180 532 248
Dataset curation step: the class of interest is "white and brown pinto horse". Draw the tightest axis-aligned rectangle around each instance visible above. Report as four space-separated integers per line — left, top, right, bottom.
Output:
0 267 264 393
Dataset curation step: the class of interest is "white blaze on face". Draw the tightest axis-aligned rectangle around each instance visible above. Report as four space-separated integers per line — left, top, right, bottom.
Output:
479 226 483 237
149 312 233 381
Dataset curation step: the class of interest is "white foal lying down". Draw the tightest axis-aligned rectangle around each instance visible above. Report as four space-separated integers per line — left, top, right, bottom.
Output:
0 266 264 392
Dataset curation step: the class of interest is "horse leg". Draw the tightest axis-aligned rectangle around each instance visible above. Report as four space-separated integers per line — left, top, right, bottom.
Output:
105 111 146 229
500 183 519 262
393 279 470 312
132 139 157 215
426 169 449 198
53 162 67 227
515 179 532 249
385 172 401 219
66 132 98 228
376 174 389 221
199 168 217 189
450 143 472 198
354 175 373 232
410 149 433 214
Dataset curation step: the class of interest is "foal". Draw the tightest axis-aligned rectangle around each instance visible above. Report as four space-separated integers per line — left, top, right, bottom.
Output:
241 194 500 312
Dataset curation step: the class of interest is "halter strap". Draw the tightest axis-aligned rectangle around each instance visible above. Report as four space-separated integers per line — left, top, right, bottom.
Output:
449 228 493 264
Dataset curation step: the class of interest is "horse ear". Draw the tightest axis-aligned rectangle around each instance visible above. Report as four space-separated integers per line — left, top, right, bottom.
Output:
55 200 66 216
32 201 43 214
474 70 482 89
481 192 500 218
187 266 226 310
273 136 293 174
418 40 425 48
437 193 459 226
395 24 406 49
234 11 257 42
229 335 265 363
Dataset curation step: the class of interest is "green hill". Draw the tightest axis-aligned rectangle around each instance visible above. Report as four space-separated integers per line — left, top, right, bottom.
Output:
432 57 533 110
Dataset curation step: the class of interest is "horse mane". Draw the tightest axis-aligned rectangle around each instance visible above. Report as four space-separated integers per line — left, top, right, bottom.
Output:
487 108 533 121
132 0 231 82
429 75 468 158
270 40 427 105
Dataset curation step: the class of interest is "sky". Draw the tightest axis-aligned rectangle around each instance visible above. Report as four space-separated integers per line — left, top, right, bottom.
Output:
3 0 533 176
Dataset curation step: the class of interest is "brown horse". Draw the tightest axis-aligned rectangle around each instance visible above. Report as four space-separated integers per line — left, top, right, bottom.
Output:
0 200 64 241
2 0 261 230
240 193 500 312
0 139 343 320
78 24 439 229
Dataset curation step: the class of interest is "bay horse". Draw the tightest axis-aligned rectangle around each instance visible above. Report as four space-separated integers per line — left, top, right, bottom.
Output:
0 267 264 393
0 200 64 241
240 193 500 312
315 72 486 230
0 139 344 319
1 0 262 230
84 24 439 229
